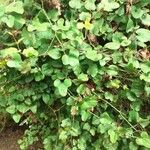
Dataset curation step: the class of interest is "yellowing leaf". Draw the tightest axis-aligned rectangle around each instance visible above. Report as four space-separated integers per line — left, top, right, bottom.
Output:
23 47 39 57
84 17 92 30
0 59 7 68
77 22 84 29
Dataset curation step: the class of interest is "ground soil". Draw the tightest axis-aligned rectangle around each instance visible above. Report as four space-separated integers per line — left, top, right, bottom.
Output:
0 125 43 150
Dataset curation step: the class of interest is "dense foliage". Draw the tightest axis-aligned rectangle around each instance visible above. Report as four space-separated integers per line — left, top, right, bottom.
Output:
0 0 150 149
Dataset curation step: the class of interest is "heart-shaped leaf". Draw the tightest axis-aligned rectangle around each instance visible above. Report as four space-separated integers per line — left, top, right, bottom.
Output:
6 1 24 14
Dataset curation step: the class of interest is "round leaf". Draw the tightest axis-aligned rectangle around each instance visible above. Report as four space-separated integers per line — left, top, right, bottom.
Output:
105 42 120 50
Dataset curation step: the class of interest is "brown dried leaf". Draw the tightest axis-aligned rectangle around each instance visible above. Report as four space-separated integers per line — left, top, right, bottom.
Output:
51 0 61 13
71 106 78 116
139 49 150 59
87 34 98 44
126 0 132 15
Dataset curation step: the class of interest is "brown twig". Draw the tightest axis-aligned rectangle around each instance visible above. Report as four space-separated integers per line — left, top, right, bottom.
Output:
126 0 132 15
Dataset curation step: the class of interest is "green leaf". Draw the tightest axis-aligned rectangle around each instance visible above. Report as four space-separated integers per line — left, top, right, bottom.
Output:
141 14 150 26
92 118 100 128
42 93 51 104
77 22 84 29
106 65 118 76
77 84 86 94
8 50 22 60
86 50 102 61
81 96 97 110
6 105 16 114
131 6 144 19
17 104 29 113
129 142 138 150
16 94 24 101
62 54 69 65
129 110 139 122
73 65 82 76
105 42 120 50
28 22 49 32
136 28 150 43
138 117 150 128
98 0 119 12
107 79 120 89
81 110 90 121
130 101 141 112
23 47 39 57
140 73 150 82
90 128 95 136
126 92 137 101
108 129 118 143
64 79 72 87
54 79 71 97
83 123 90 130
87 64 98 77
30 105 37 114
34 72 45 81
77 137 86 150
79 12 91 21
0 4 5 17
104 92 114 102
78 73 89 82
112 51 122 64
69 0 82 9
112 32 125 43
85 0 96 11
6 1 24 14
100 112 112 124
7 60 21 68
136 132 150 148
61 118 71 127
140 62 150 73
121 39 131 47
48 48 61 60
41 63 53 76
126 18 134 33
99 56 110 66
68 49 79 66
145 85 150 96
1 15 15 28
54 79 61 87
4 48 22 69
59 83 68 97
47 9 59 21
14 15 26 29
13 114 21 123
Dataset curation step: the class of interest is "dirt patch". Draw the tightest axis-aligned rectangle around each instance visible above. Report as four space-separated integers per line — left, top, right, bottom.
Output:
0 125 43 150
0 126 23 150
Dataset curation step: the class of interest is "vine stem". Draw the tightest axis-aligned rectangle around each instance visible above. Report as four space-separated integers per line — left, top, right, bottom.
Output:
47 104 60 146
41 8 53 26
47 105 59 125
55 34 63 47
34 1 52 26
40 35 56 56
93 92 138 132
0 74 23 88
102 99 137 131
6 31 20 50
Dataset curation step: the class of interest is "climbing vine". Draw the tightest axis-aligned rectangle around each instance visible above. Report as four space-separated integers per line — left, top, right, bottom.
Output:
0 0 150 149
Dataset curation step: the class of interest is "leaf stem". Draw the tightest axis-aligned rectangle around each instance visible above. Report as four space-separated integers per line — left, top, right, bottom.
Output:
6 31 20 50
102 98 137 131
93 92 138 132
